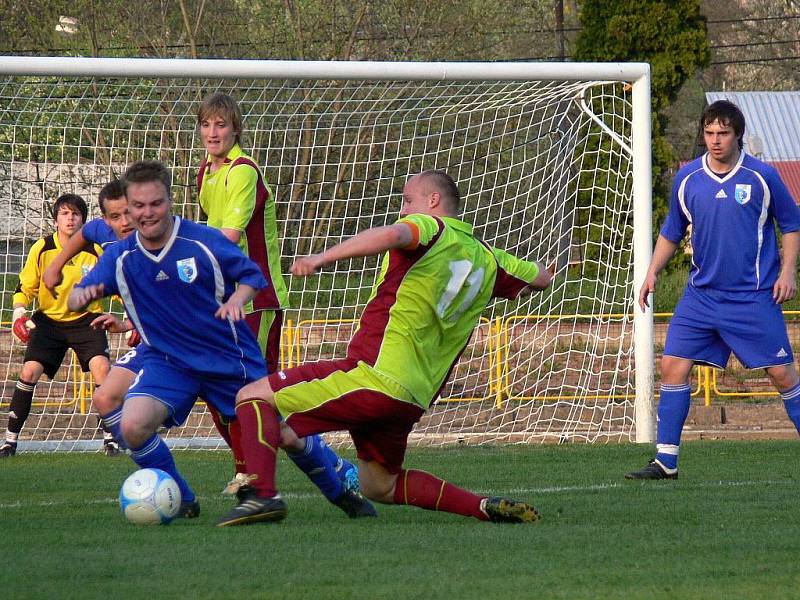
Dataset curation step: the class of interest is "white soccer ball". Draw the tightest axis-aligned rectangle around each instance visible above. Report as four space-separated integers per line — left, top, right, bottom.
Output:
119 468 181 525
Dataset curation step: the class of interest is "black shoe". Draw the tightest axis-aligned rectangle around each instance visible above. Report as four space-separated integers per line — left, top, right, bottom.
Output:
333 489 378 519
625 460 678 480
482 496 540 523
216 490 287 527
176 499 201 519
0 442 16 458
103 441 122 457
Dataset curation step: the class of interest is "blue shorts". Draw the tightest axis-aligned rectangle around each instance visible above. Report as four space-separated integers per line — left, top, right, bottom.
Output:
664 286 794 369
124 348 267 428
113 344 145 374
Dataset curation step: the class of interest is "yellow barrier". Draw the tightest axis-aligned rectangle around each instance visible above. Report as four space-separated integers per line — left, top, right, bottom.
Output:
7 309 800 410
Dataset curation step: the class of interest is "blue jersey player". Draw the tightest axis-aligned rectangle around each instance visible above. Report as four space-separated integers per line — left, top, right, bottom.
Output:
627 100 800 480
69 161 374 522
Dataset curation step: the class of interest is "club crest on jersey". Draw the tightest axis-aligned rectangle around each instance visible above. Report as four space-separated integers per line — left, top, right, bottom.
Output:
176 257 197 283
734 184 751 205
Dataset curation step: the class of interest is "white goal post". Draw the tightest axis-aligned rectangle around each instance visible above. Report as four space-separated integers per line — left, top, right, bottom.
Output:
0 56 654 450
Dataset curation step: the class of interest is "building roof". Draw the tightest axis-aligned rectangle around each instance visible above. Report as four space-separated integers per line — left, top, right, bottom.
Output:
706 91 800 161
772 162 800 203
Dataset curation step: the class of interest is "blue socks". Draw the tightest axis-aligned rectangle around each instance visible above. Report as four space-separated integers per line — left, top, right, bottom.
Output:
655 383 691 471
286 435 344 502
318 436 358 490
130 433 195 503
780 381 800 432
100 405 126 449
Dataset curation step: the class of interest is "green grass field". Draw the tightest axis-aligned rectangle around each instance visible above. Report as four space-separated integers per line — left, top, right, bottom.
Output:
1 441 798 599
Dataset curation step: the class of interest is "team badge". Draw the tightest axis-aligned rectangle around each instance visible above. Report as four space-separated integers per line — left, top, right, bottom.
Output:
81 265 92 277
176 257 197 283
734 184 751 205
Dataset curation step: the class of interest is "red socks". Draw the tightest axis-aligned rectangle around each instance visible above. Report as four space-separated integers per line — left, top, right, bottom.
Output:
207 406 247 475
393 469 487 520
234 399 280 498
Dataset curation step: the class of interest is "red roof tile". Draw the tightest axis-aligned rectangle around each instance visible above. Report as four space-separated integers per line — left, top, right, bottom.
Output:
771 161 800 204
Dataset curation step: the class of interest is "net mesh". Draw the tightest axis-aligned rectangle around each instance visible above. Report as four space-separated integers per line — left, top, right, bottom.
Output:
0 74 636 450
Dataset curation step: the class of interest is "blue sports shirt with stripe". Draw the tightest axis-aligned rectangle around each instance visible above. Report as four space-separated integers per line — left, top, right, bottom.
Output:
661 152 800 291
82 218 119 248
78 216 268 377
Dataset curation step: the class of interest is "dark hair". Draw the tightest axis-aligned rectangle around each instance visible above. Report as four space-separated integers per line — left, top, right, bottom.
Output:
701 100 746 150
418 169 461 212
122 160 172 197
197 93 243 145
98 179 125 215
51 193 88 223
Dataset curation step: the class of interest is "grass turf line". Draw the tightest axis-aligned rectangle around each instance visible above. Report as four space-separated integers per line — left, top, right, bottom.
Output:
0 441 798 600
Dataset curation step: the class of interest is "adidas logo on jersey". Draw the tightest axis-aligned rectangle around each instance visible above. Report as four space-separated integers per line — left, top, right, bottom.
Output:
155 270 170 281
777 348 788 358
715 189 727 199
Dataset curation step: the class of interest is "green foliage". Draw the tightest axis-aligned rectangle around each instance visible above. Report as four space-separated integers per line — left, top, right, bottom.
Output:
2 443 800 598
574 0 710 274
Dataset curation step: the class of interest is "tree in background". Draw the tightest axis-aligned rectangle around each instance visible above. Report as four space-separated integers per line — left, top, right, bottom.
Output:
574 0 710 246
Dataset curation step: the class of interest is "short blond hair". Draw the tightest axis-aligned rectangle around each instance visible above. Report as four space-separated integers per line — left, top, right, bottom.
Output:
197 93 243 145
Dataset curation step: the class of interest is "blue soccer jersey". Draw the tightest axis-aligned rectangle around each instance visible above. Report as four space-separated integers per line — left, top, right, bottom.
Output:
78 216 268 378
661 152 800 291
82 218 119 248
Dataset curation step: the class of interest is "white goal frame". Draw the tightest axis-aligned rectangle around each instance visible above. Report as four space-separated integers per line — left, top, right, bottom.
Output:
0 56 654 445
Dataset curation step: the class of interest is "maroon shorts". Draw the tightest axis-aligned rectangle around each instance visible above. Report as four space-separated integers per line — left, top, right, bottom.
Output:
269 359 425 473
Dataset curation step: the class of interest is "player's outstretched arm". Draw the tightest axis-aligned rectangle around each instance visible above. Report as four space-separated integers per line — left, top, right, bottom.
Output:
68 284 105 312
290 224 413 277
638 235 679 312
43 228 89 298
774 230 800 304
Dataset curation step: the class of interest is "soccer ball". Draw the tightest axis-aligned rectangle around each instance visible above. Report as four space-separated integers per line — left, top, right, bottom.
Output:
119 468 181 525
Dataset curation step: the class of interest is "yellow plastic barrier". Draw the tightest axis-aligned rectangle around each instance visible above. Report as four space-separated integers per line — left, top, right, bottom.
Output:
6 309 799 411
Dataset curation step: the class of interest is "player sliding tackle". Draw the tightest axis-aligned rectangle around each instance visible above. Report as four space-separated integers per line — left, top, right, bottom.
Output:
218 169 552 526
69 160 375 522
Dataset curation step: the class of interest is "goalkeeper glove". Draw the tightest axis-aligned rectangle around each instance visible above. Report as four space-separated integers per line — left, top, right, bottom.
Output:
124 327 141 347
12 307 36 344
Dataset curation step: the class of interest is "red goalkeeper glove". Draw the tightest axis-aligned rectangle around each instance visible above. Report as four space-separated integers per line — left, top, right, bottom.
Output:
125 328 141 347
12 307 36 344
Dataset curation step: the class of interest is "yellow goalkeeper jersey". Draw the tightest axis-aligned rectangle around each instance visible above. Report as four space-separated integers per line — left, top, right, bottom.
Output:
13 233 103 322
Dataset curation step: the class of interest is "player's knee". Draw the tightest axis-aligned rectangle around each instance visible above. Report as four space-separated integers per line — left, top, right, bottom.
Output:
234 385 254 406
93 384 123 414
19 362 43 383
120 418 149 449
358 469 396 504
767 364 799 390
660 356 692 384
235 378 273 407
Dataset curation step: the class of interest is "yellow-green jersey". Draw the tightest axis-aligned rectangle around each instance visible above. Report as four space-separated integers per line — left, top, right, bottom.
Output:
197 143 289 310
346 214 540 409
13 234 103 322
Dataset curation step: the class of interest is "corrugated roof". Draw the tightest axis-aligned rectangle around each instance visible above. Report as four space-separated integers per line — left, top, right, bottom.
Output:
706 91 800 160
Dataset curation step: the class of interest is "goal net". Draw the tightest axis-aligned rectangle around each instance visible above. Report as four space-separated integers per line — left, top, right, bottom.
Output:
0 58 653 451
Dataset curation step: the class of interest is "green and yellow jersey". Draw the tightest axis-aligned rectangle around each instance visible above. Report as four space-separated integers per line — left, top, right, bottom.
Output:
347 213 539 409
13 234 103 322
197 143 289 310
